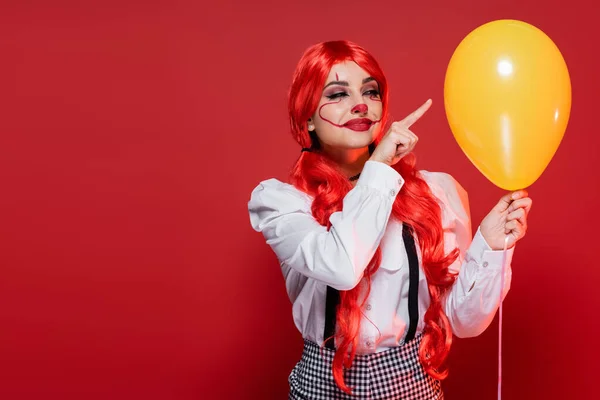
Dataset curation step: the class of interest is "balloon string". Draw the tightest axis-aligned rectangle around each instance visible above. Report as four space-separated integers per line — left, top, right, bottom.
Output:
498 234 509 400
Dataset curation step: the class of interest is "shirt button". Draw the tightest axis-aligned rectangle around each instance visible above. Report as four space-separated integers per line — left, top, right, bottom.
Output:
366 304 372 311
398 178 403 185
389 189 396 197
483 261 489 268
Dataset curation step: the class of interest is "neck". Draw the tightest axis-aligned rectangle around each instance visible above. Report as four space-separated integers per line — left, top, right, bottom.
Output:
323 145 370 182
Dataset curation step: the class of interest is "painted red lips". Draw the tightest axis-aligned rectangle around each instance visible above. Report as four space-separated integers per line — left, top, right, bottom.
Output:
343 118 373 132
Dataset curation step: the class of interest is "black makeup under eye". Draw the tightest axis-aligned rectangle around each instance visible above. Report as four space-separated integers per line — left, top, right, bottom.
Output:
364 89 380 97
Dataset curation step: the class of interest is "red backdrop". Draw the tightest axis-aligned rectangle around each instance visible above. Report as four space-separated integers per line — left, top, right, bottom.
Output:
1 1 598 399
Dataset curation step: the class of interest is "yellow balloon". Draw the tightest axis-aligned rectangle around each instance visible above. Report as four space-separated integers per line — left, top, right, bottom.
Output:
444 19 571 190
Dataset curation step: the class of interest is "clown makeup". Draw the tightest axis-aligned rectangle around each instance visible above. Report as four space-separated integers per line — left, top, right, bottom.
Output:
308 61 383 152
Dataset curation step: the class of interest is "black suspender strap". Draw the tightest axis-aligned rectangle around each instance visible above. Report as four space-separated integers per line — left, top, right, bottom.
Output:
323 223 420 349
402 224 420 343
323 285 340 350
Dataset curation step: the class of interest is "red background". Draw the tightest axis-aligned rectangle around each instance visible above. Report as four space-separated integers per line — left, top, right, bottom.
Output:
1 1 598 399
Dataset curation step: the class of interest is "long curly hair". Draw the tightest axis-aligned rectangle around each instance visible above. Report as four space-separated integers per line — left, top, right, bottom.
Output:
287 40 460 394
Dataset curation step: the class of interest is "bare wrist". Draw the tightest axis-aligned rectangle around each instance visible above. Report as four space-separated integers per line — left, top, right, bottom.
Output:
368 156 389 166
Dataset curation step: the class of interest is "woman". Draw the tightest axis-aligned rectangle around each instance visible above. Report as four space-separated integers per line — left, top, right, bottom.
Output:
248 40 532 399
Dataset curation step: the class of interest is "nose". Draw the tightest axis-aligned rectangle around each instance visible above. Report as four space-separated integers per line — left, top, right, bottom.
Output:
351 103 368 114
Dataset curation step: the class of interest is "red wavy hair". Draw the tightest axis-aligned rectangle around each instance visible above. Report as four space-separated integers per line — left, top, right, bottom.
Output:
287 40 461 394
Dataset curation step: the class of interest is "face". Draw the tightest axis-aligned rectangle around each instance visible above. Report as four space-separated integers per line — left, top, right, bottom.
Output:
308 61 383 151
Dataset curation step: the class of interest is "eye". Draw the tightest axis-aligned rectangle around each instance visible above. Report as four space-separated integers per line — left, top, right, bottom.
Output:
325 92 349 100
364 89 380 97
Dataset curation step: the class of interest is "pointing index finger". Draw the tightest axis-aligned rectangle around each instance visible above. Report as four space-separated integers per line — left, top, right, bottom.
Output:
400 99 432 128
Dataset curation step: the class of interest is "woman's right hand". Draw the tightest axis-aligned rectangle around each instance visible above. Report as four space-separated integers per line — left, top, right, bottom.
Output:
369 99 432 166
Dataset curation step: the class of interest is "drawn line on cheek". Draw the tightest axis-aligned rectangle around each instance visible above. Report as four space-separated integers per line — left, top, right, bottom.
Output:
369 95 382 123
318 99 345 127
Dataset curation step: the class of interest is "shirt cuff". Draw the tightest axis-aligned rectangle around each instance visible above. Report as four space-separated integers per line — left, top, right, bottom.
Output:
469 226 515 270
356 160 404 198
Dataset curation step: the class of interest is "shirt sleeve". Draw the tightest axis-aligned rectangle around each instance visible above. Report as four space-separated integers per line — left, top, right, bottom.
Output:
420 171 514 338
248 160 404 290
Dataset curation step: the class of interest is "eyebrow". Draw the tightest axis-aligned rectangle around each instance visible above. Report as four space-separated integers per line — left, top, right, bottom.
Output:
323 76 377 89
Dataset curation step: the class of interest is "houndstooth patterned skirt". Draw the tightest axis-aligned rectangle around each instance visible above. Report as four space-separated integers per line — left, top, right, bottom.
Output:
288 334 443 399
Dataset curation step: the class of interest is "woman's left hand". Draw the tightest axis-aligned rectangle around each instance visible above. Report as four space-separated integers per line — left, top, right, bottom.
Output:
480 190 533 250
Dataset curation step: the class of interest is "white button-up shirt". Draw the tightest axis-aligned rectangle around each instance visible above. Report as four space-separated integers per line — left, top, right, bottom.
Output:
248 160 513 354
